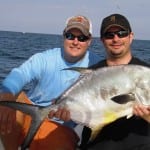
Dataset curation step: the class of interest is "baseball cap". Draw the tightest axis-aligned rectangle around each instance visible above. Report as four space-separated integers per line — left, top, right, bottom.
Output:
100 14 132 37
64 15 92 36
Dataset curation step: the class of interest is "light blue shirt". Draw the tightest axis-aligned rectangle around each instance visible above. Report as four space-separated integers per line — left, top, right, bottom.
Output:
2 48 100 106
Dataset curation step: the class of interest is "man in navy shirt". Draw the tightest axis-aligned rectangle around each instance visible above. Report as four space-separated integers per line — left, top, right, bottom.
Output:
80 13 150 150
50 13 150 150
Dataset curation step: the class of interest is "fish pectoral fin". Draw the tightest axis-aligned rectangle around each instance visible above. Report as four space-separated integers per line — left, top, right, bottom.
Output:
111 93 135 104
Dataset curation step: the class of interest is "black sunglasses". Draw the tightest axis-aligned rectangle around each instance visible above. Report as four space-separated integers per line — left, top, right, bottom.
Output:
64 32 89 42
103 30 129 39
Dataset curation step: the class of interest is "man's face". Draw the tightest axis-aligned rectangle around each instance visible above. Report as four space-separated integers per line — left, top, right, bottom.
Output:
63 28 91 63
101 26 133 59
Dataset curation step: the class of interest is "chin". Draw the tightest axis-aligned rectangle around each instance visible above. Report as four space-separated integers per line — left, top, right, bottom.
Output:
111 53 123 58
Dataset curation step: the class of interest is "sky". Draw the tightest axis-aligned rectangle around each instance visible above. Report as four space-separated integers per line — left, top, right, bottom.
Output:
0 0 150 40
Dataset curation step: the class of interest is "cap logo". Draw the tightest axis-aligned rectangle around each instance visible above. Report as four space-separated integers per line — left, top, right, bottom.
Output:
74 16 84 23
70 16 87 25
110 16 116 23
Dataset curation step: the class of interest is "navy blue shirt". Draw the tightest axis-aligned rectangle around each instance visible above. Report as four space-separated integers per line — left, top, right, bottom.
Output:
80 57 150 150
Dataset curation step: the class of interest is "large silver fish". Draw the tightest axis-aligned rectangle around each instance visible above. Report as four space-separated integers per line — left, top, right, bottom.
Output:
0 64 149 150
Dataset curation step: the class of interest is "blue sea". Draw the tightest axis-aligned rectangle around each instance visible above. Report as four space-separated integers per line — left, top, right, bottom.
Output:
0 30 149 89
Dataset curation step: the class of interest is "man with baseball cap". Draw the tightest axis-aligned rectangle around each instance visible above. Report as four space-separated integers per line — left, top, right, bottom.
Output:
0 15 100 150
64 15 92 37
100 13 132 38
79 13 150 150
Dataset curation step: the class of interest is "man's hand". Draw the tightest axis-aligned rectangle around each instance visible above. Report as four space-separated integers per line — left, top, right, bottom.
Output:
48 107 71 121
133 104 150 123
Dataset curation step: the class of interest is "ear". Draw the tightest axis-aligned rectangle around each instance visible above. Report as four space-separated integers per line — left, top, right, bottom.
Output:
101 37 104 43
129 32 134 44
87 38 92 46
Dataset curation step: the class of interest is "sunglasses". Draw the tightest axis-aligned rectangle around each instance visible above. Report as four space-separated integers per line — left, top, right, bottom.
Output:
103 30 129 39
64 32 89 42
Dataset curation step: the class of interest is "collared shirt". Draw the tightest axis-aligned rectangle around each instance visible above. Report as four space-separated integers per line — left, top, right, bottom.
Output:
2 48 100 106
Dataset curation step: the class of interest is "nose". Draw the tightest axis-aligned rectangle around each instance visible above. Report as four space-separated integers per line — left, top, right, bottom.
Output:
112 34 120 41
72 37 79 44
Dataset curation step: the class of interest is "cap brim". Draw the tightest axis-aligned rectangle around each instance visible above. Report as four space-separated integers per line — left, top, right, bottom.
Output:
64 24 89 36
104 24 127 33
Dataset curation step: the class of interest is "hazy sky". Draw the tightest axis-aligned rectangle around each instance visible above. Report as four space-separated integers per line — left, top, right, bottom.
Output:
0 0 150 40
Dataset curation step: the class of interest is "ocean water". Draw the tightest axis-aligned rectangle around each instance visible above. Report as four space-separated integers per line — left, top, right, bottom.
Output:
0 30 149 149
0 30 150 88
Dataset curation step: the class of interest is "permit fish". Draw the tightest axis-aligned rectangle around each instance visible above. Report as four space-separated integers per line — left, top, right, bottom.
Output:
0 64 149 150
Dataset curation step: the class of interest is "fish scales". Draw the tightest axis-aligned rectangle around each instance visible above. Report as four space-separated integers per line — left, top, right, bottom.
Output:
0 64 149 149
